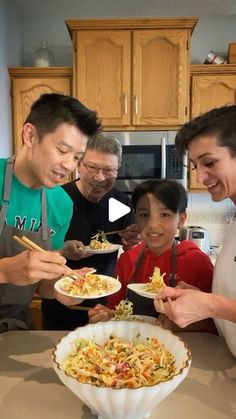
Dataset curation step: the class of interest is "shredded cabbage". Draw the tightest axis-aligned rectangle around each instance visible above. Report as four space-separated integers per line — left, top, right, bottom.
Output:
62 334 176 389
143 267 165 294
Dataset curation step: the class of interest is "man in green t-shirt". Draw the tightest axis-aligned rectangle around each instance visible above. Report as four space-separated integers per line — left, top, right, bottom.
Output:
0 93 101 331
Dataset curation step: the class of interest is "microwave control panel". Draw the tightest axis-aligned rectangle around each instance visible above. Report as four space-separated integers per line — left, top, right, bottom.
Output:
166 145 184 179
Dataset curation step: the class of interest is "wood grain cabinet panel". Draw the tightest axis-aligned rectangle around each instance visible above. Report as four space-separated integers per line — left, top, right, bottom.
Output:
30 297 42 330
75 30 131 127
8 67 72 153
189 64 236 190
133 29 189 127
67 18 197 130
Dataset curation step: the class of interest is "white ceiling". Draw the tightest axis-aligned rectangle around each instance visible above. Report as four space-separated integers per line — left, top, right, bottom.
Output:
13 0 236 17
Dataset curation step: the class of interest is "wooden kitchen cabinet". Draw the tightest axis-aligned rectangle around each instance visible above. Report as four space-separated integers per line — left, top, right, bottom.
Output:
191 64 236 119
189 64 236 190
66 18 197 130
30 296 42 330
8 67 72 153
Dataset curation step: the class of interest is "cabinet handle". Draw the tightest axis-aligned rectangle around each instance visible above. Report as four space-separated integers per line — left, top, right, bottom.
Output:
124 94 128 114
134 95 138 114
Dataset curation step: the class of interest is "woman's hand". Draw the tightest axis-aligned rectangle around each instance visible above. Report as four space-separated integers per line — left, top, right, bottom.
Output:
175 280 200 291
88 304 114 323
154 285 212 328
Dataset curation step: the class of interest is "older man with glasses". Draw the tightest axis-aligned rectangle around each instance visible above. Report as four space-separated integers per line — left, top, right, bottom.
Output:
41 134 139 330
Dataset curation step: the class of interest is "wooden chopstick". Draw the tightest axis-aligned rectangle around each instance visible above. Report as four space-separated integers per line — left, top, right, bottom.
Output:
103 229 127 236
13 235 45 252
21 236 44 251
13 235 83 282
91 229 126 239
68 305 91 311
13 235 36 251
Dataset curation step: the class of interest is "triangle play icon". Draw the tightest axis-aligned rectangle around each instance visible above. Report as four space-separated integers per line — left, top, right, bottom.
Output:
108 198 131 222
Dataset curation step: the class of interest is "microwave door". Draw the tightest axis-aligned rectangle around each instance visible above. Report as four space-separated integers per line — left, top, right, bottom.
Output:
115 144 162 193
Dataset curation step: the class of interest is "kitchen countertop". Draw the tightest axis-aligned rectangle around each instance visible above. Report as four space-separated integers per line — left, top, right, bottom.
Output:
0 330 235 419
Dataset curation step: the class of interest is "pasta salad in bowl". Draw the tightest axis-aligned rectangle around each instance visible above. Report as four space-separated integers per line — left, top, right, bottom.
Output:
53 320 191 419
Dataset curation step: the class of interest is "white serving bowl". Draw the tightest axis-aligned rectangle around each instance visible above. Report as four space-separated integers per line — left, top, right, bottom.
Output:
53 320 191 419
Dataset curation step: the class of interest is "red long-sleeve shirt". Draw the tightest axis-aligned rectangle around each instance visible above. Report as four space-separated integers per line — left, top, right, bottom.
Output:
108 240 213 309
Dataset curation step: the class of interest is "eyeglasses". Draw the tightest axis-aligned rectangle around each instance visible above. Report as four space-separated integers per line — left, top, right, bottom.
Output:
82 161 119 178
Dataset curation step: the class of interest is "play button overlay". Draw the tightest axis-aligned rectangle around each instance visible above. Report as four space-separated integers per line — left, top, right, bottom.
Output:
108 198 131 222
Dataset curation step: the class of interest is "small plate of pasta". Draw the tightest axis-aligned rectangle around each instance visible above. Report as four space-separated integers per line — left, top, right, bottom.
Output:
127 267 165 299
80 243 123 254
79 231 122 254
127 283 157 299
55 272 121 299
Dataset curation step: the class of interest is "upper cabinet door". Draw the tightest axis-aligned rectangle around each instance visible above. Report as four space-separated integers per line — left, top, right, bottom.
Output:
75 30 131 127
133 29 189 127
8 68 72 153
191 73 236 119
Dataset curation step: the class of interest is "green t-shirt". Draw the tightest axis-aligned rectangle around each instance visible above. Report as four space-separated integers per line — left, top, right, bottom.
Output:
0 158 73 250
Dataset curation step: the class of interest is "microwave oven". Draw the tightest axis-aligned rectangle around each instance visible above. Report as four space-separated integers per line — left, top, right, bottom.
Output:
107 131 188 193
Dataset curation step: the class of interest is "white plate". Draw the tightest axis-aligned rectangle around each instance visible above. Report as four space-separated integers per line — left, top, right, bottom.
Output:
134 315 157 324
54 275 121 300
80 244 122 254
127 283 157 299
